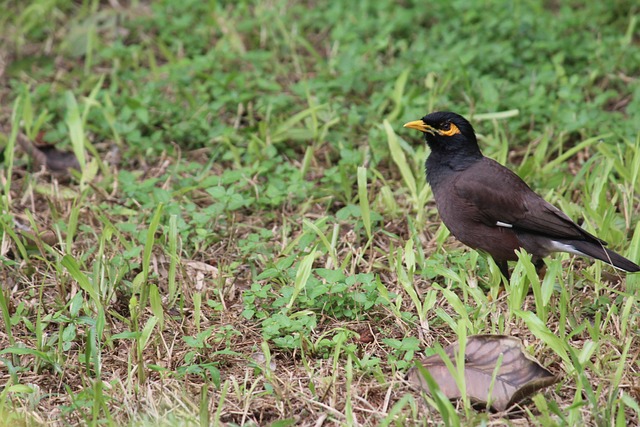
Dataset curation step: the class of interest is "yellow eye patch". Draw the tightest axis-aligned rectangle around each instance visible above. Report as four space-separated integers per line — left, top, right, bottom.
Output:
439 123 461 137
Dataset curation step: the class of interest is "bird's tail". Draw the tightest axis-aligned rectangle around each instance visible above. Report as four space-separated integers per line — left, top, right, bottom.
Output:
562 240 640 272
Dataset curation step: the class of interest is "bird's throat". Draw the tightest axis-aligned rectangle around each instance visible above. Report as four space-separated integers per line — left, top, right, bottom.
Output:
425 150 483 188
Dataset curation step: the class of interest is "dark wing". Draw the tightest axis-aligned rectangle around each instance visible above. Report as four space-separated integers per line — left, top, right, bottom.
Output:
453 157 605 244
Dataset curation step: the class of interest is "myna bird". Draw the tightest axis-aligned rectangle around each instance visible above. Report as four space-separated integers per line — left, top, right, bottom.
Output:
404 111 640 279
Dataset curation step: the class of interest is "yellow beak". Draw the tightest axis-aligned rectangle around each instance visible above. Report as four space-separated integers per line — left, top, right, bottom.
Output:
403 120 435 134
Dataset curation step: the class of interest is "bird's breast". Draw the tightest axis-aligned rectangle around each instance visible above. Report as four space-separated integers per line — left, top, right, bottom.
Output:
431 182 522 261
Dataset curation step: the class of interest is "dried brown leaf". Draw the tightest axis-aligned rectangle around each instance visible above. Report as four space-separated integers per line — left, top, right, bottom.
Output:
17 132 80 173
21 229 59 247
408 334 559 411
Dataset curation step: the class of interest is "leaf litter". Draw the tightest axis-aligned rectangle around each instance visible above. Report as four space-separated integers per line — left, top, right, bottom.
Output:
408 335 560 411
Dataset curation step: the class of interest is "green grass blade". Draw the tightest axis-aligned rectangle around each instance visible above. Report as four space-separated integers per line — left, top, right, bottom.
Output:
357 166 372 240
384 120 417 200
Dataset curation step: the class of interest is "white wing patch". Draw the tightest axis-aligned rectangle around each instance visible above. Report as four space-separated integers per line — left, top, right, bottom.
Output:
496 221 513 228
549 241 587 256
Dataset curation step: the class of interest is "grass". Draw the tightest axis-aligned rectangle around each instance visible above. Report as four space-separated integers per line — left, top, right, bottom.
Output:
1 0 640 425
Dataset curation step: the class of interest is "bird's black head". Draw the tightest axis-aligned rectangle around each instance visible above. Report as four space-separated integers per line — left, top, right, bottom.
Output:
403 111 481 158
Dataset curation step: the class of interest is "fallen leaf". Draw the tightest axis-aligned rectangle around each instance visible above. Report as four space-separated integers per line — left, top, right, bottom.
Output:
250 351 277 371
184 260 220 274
184 260 220 292
13 218 60 247
21 229 59 247
354 326 374 344
408 334 559 411
17 132 80 174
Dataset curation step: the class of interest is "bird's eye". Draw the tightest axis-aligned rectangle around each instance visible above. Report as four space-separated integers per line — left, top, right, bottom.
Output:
441 122 451 130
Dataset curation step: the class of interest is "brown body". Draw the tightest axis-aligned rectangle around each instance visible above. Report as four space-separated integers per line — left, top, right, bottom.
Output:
404 111 640 278
432 158 524 262
432 157 597 264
